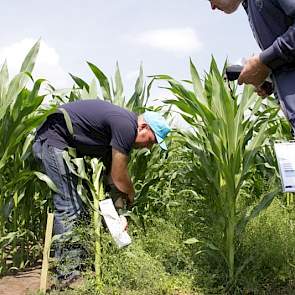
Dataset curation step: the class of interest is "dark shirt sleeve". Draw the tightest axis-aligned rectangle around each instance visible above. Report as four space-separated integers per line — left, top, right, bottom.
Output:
260 0 295 70
109 116 137 155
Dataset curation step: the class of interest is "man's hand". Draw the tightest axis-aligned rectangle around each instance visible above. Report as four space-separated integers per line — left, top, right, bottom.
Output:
238 55 271 87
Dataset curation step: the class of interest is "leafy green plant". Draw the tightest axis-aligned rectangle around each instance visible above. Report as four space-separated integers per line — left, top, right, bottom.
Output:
69 62 153 114
61 150 106 289
0 40 57 274
238 199 295 293
157 58 281 285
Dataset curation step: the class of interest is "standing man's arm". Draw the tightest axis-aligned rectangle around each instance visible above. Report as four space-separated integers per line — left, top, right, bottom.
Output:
259 0 295 70
111 148 135 206
239 0 295 86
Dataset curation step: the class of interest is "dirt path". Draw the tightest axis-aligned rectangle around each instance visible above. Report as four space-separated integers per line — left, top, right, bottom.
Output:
0 267 41 295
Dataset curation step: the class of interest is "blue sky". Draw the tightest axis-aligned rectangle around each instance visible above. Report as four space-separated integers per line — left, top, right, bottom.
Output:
0 0 260 99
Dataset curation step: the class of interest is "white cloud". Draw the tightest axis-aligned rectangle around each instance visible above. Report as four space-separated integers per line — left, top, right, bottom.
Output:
136 28 203 53
126 69 141 81
0 38 71 88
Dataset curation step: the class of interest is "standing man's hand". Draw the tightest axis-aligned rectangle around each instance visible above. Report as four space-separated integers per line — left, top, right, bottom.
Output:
238 55 271 87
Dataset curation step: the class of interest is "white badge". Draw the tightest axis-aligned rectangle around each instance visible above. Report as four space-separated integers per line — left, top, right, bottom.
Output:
274 141 295 192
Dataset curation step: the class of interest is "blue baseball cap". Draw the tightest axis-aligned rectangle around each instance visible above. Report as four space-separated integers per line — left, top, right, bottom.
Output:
143 111 171 150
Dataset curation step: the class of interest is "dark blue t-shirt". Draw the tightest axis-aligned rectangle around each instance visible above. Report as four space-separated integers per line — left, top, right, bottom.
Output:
37 99 138 169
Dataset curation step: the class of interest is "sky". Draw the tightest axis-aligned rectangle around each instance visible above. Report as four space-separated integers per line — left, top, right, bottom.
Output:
0 0 261 101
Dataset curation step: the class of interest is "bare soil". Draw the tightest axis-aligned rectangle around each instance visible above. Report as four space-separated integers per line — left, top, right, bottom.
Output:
0 266 41 295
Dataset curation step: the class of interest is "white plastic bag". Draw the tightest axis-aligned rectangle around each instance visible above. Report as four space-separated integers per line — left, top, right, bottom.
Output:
99 198 132 248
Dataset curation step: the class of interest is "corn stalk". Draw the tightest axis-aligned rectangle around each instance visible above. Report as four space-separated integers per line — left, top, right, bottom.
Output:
157 58 281 284
62 151 105 288
91 159 105 287
0 40 57 274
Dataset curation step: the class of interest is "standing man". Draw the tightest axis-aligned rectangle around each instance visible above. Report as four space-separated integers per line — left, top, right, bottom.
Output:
33 98 171 287
209 0 295 133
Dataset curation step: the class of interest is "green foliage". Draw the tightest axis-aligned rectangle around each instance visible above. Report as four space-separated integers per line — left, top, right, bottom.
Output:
69 61 152 114
140 218 193 275
47 217 197 295
237 199 295 293
157 58 282 284
2 43 295 295
0 41 57 274
62 150 106 288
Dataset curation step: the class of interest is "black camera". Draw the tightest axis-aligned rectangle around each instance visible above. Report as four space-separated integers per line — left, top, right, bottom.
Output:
225 65 273 95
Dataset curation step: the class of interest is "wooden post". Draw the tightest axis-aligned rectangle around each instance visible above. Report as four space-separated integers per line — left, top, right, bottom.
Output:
40 213 54 293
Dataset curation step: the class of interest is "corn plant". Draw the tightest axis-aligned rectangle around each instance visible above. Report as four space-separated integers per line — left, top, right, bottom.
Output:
157 58 281 285
69 61 153 114
62 150 105 288
0 41 57 274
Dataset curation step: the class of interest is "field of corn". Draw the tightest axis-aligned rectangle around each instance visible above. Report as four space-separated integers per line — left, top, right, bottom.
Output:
1 41 295 295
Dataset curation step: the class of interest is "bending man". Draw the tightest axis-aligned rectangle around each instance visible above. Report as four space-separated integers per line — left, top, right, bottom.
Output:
33 98 171 286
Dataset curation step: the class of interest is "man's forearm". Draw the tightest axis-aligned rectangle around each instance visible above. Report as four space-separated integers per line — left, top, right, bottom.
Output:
111 148 135 205
111 173 135 202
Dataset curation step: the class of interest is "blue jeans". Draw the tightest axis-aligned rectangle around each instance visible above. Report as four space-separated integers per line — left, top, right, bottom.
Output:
32 139 85 281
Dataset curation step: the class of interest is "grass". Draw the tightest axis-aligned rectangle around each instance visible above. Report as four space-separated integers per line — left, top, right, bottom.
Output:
32 198 294 295
43 218 200 295
237 198 295 294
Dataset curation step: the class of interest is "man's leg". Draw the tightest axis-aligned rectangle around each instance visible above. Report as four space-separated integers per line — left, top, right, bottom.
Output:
33 140 85 282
